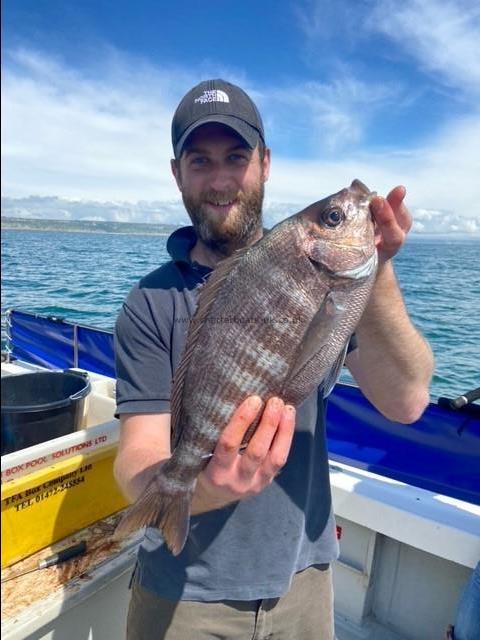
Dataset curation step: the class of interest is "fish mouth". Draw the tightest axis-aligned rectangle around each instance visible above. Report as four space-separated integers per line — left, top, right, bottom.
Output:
334 250 378 279
306 233 376 279
328 242 369 251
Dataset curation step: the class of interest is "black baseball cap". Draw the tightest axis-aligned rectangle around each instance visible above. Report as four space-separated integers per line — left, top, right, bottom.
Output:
171 79 265 158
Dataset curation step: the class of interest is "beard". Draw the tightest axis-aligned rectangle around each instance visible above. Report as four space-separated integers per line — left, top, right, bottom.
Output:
182 181 264 257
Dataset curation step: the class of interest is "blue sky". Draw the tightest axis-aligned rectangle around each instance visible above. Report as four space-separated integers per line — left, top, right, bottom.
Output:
2 0 480 233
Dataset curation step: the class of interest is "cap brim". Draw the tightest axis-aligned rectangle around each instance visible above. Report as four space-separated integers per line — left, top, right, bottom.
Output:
174 115 260 158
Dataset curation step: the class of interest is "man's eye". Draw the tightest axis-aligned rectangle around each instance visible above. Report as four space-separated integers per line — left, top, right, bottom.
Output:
191 157 208 166
229 154 248 164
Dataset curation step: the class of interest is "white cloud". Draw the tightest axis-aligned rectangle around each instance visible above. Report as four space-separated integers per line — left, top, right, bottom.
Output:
1 194 189 225
369 0 480 95
1 45 479 233
266 76 401 152
412 220 425 232
267 107 480 223
414 209 443 221
1 48 191 201
297 0 480 97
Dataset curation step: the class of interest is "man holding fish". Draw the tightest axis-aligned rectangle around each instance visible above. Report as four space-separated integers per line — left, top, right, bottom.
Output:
114 79 434 639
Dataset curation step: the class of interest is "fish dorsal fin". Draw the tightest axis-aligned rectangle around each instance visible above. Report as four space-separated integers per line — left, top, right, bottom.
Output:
170 247 250 450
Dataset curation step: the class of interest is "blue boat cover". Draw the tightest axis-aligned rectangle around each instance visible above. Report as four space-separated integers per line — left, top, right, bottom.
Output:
326 384 480 505
5 309 480 505
6 309 115 378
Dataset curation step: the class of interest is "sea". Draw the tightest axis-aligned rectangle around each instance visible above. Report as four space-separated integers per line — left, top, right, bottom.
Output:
1 228 479 402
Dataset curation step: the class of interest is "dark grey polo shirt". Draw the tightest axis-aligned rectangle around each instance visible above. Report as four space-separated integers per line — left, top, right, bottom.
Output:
114 226 339 601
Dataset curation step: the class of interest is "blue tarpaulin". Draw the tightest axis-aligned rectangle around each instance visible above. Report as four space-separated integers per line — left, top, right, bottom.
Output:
326 384 480 505
6 309 115 378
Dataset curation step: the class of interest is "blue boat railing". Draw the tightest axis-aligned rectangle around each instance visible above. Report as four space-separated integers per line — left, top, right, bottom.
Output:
4 309 115 378
3 308 480 506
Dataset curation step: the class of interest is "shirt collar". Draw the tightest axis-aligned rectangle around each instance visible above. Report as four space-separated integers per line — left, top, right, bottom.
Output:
167 226 197 264
167 226 212 278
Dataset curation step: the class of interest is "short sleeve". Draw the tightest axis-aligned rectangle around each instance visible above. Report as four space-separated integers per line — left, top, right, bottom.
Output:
114 286 173 416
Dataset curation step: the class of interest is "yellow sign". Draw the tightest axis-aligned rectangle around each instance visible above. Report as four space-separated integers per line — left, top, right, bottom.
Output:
1 446 128 568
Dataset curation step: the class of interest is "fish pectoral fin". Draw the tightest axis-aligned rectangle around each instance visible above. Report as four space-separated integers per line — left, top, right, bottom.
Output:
287 290 347 382
114 473 194 556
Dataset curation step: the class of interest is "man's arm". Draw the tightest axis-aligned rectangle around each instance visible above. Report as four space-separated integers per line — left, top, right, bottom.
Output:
113 396 296 513
346 186 434 423
113 413 171 503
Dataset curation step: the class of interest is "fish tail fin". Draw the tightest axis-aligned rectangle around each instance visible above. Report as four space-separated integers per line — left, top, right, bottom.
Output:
114 473 193 556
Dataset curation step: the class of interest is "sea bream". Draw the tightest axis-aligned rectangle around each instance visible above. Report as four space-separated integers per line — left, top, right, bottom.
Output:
116 179 378 554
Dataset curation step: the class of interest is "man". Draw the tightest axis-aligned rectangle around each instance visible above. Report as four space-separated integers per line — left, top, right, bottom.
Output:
114 79 434 639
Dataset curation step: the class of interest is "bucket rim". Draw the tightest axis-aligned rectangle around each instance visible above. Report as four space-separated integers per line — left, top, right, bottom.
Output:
2 397 74 413
1 376 91 413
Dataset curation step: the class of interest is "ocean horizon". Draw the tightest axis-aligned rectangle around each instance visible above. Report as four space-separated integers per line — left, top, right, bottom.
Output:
1 215 479 241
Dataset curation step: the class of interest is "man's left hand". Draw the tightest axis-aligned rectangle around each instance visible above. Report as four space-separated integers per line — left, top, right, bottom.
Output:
370 186 412 263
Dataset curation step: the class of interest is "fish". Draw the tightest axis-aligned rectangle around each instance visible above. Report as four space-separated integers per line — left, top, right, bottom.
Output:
115 179 378 554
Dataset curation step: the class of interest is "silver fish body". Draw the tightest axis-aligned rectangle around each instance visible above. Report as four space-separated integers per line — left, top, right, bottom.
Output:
116 179 378 554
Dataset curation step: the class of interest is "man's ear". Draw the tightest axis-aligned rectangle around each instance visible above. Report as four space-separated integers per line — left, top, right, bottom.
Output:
262 147 271 183
171 158 182 191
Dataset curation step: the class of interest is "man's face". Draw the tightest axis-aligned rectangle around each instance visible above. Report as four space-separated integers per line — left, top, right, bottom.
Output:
172 123 270 256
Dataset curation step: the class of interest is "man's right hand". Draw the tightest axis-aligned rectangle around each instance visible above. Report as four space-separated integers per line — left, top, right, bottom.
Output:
191 396 296 515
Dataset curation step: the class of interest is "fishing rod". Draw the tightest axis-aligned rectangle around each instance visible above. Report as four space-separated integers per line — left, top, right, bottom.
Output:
1 541 87 583
448 387 480 409
438 387 480 412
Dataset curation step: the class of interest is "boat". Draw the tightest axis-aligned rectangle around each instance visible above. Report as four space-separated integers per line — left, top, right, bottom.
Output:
1 308 479 640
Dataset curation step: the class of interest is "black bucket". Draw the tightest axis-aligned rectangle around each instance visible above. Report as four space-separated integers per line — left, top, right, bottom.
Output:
1 371 91 455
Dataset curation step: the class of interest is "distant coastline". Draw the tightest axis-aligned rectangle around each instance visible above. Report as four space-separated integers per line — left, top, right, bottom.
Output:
2 215 478 241
1 216 180 236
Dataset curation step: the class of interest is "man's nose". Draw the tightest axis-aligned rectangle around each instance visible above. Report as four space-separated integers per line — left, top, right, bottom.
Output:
208 165 236 191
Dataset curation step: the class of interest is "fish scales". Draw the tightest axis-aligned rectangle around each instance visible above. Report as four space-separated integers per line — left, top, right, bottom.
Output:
116 179 378 554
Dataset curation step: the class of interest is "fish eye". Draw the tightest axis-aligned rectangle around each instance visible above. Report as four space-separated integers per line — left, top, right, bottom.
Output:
322 209 344 227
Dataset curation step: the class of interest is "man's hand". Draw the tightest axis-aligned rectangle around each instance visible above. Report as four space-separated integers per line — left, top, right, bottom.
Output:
191 396 296 515
370 185 412 263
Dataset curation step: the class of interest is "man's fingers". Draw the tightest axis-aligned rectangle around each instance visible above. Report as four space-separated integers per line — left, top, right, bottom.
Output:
386 186 412 232
264 404 296 476
239 397 285 476
370 195 406 255
386 185 406 211
213 395 263 467
203 397 296 501
372 187 411 235
371 196 398 230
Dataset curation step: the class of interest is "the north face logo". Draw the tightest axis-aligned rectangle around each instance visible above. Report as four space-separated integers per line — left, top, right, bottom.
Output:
194 90 230 104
